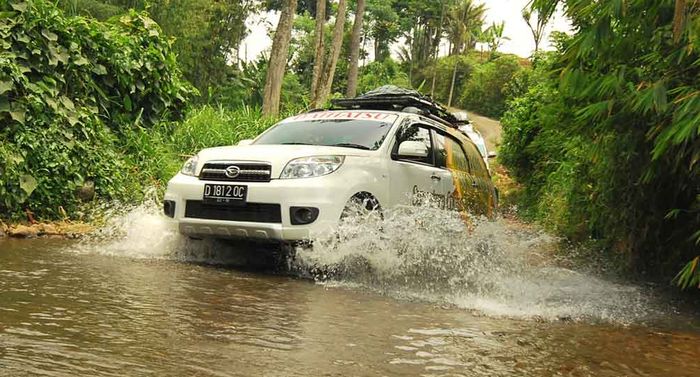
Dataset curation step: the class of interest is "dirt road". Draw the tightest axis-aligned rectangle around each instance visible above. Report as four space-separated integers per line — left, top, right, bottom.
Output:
447 108 502 151
469 112 502 152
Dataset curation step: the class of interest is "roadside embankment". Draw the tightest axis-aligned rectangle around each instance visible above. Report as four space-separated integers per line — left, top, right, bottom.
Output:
0 221 93 239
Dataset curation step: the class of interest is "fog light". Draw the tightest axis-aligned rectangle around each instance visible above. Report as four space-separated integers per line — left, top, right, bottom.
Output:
163 200 176 218
290 207 319 225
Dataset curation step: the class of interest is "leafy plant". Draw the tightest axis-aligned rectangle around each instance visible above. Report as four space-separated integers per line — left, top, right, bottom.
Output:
0 0 192 219
674 256 700 290
502 0 700 283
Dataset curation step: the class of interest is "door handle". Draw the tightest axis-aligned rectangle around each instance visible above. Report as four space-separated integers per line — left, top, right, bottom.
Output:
430 174 442 181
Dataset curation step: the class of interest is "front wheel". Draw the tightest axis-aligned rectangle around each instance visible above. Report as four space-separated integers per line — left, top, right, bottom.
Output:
335 194 384 244
340 194 382 221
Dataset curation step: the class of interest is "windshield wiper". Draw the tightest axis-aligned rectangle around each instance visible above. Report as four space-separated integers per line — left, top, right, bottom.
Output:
280 142 312 145
330 143 371 150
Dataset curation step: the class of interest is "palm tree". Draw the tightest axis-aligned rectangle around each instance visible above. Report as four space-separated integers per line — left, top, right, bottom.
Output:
444 0 486 106
445 0 487 55
522 0 556 54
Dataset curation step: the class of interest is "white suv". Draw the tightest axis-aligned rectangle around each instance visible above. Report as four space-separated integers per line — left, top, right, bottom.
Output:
163 109 497 242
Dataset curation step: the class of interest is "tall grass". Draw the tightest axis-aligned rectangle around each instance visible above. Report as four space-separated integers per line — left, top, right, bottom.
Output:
168 105 280 156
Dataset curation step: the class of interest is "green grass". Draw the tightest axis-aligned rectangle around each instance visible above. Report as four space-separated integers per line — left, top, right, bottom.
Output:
168 105 279 156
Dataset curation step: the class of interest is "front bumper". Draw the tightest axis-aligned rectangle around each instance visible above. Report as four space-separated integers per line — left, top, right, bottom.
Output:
164 173 350 241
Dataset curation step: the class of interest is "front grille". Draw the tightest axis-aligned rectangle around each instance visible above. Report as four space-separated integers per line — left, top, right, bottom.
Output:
185 201 281 223
199 162 272 182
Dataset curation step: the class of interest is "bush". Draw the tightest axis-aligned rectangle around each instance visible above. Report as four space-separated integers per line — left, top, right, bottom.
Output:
412 54 475 104
358 59 410 95
458 55 523 118
0 0 192 219
499 69 580 228
500 0 700 282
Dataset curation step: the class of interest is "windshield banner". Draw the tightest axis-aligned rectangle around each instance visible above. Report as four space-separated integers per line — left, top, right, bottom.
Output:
282 111 398 123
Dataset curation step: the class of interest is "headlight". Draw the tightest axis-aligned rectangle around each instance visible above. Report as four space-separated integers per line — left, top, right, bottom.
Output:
280 156 345 179
181 155 199 176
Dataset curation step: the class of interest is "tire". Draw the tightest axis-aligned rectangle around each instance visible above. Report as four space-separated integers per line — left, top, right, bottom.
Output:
340 193 382 221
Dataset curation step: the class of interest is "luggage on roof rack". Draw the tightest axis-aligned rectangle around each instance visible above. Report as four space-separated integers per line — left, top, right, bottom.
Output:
330 85 461 128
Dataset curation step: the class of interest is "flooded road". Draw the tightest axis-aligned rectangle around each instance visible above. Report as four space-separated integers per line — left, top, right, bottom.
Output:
1 206 699 376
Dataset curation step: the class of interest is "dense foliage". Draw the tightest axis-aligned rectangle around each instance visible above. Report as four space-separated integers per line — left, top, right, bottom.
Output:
0 0 192 219
500 0 700 282
58 0 255 96
459 55 524 117
412 53 526 117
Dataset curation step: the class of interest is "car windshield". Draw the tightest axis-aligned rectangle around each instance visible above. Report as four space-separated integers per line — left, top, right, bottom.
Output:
254 112 398 151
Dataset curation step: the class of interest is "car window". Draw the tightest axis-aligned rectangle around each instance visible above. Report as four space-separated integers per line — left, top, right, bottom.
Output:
433 131 470 173
395 125 433 165
462 138 489 177
254 113 397 150
475 141 487 158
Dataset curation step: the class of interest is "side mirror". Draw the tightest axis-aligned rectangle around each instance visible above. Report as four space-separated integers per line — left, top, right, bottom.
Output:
237 139 253 146
453 111 470 123
488 151 497 159
397 140 429 158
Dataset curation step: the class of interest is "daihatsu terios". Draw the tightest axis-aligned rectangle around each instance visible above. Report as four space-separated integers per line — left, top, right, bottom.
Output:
163 100 497 242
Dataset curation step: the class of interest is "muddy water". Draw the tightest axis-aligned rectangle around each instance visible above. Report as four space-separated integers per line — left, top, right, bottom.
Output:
1 205 700 376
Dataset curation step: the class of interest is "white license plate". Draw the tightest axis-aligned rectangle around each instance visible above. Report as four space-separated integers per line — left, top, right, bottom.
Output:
203 184 247 205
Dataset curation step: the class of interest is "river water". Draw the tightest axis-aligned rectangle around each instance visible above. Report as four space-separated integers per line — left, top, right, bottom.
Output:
1 204 699 376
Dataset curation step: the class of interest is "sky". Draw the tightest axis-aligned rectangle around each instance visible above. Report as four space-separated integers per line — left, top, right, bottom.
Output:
239 0 571 62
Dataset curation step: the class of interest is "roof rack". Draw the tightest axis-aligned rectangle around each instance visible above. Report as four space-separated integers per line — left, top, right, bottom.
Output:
330 85 461 128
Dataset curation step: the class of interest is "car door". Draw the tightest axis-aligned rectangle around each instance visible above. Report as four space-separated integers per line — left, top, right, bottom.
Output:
431 130 477 213
460 137 496 216
388 124 449 208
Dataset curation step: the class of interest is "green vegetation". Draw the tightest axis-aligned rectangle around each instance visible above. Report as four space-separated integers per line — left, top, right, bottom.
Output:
0 0 192 219
0 1 282 221
500 1 700 285
57 0 254 96
413 53 527 117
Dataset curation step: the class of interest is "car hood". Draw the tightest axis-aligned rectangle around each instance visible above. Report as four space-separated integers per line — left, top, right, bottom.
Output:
195 144 376 177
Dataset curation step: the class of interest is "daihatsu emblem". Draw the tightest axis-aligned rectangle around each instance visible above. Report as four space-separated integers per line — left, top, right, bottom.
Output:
224 165 241 178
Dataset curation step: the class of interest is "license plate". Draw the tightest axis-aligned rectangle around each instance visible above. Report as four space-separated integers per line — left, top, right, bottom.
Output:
203 183 247 205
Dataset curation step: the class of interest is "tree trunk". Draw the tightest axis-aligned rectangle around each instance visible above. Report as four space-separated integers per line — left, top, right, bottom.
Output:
447 59 458 107
315 0 347 106
309 0 327 107
262 0 298 117
346 0 365 98
672 0 687 43
430 1 445 97
430 59 438 97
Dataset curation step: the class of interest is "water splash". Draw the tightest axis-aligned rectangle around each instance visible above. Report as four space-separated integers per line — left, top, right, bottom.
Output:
292 206 656 324
72 197 659 323
72 197 276 265
75 198 180 259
